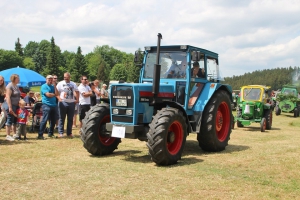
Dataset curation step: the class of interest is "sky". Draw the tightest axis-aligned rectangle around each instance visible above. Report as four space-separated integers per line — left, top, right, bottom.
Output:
0 0 300 77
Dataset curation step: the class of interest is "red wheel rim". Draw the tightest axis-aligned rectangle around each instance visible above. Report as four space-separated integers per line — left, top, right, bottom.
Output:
167 120 183 155
98 115 116 146
215 101 230 142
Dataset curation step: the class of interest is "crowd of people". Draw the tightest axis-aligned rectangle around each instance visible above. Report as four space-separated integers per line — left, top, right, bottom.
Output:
0 73 108 141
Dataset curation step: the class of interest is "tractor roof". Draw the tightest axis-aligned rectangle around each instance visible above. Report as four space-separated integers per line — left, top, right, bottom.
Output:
144 45 218 58
241 85 271 90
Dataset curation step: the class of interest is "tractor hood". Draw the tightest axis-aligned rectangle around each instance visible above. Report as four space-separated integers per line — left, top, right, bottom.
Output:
109 82 175 105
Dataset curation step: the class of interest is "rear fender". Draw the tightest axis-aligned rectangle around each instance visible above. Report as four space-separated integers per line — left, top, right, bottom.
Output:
193 84 232 112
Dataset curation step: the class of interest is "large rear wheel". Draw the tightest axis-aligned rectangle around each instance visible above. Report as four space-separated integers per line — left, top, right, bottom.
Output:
265 109 272 130
198 90 232 151
146 107 187 166
81 104 121 156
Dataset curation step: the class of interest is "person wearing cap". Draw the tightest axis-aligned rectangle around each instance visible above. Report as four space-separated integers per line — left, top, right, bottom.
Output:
37 75 59 139
24 91 35 107
100 84 108 98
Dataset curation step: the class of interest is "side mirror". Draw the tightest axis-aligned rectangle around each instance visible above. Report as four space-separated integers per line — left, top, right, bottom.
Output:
192 51 201 61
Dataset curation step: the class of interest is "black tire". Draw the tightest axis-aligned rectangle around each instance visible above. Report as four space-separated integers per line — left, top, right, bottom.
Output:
237 120 244 127
146 107 187 166
275 106 281 116
264 110 272 130
197 90 232 152
81 104 121 156
260 117 266 132
294 108 298 118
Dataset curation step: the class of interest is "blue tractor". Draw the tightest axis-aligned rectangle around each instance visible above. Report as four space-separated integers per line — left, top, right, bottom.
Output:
81 33 233 165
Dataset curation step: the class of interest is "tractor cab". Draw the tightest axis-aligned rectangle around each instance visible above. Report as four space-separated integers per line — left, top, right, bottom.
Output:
241 85 272 104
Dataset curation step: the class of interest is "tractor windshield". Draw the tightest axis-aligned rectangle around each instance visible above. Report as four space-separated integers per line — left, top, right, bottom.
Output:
243 88 261 101
282 88 297 96
143 52 187 79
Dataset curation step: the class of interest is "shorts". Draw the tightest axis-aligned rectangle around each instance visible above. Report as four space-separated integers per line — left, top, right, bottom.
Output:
79 104 90 121
16 123 27 136
74 103 79 115
2 101 18 126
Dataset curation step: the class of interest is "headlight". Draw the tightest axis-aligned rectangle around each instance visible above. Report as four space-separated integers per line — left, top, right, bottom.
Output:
126 109 132 115
113 109 119 114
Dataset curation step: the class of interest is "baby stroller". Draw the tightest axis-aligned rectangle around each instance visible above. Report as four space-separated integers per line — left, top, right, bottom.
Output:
29 102 43 132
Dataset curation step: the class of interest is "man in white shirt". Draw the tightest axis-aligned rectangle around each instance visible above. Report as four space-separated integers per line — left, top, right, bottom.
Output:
78 76 93 129
56 72 79 138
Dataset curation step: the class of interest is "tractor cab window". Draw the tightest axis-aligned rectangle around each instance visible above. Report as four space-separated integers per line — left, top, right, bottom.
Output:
206 58 221 82
143 52 187 79
243 88 261 101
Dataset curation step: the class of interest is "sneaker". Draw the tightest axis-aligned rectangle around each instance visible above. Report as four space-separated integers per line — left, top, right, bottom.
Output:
24 137 28 141
67 134 74 139
37 136 46 140
13 134 19 139
58 134 64 138
6 135 15 141
48 134 57 138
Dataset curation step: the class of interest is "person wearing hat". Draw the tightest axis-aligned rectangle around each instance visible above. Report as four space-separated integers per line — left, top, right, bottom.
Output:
37 75 59 139
24 90 35 107
100 84 108 98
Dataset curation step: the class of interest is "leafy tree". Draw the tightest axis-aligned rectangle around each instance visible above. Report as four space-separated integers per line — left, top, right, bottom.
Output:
93 45 124 69
109 64 127 81
15 38 23 56
85 52 109 82
0 49 23 71
24 41 39 57
32 40 50 75
23 57 35 70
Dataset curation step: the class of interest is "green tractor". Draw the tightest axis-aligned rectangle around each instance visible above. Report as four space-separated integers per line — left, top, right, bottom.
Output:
235 85 274 132
275 85 300 117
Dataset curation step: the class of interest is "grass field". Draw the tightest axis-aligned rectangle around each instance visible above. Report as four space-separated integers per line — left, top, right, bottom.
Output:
0 112 300 199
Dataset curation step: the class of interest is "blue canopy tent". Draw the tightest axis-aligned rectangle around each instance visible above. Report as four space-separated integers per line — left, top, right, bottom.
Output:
0 66 46 87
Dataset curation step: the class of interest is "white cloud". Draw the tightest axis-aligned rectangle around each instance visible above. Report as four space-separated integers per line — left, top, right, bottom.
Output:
0 0 300 77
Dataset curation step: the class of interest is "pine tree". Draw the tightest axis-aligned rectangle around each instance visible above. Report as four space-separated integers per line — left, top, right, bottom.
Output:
15 38 23 56
45 37 59 75
73 46 87 82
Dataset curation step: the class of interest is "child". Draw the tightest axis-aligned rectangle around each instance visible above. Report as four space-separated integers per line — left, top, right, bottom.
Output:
14 100 30 140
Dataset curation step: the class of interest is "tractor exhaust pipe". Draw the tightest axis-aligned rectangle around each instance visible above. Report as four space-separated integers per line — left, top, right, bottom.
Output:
152 33 162 101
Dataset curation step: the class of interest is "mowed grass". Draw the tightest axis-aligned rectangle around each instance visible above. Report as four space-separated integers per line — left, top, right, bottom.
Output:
0 112 300 200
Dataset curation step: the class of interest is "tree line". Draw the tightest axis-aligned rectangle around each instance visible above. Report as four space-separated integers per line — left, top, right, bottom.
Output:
0 37 143 83
223 67 300 91
2 37 299 89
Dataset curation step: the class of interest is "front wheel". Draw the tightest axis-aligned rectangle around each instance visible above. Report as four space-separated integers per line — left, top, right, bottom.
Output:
146 107 187 166
237 120 244 127
275 106 281 116
81 104 121 156
198 90 232 151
